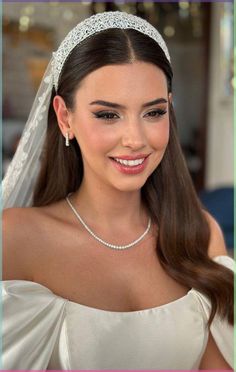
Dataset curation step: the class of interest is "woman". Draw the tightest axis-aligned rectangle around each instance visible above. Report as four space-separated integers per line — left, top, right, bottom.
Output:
2 11 234 370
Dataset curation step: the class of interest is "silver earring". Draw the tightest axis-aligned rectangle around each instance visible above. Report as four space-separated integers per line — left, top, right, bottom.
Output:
65 132 70 147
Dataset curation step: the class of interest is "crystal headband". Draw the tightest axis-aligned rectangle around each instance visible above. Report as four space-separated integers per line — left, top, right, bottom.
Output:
52 10 171 91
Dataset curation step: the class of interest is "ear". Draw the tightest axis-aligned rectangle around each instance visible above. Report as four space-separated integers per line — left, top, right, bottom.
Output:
53 95 75 140
168 92 172 105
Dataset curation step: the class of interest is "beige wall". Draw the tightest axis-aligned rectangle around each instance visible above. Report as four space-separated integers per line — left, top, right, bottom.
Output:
205 3 233 189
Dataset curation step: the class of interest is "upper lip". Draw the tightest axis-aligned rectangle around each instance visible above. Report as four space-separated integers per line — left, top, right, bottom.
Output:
111 154 150 160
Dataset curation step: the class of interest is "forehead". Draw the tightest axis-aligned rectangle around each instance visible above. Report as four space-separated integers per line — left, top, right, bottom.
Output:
76 62 168 99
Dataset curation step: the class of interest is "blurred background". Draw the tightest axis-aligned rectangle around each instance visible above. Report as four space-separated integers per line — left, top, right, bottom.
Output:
2 2 234 254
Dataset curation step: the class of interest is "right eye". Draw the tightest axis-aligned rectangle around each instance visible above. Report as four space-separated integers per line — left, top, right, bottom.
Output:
93 111 119 121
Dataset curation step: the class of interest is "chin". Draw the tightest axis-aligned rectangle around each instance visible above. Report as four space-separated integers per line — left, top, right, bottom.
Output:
111 178 148 193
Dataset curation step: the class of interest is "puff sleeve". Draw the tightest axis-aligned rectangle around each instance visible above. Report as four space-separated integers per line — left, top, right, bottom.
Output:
192 255 234 368
2 280 67 370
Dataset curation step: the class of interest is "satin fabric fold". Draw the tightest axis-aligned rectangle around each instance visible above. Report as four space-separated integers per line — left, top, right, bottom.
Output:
2 255 234 370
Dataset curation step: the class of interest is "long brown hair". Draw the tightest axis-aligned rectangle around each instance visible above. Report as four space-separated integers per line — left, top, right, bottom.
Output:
33 28 233 326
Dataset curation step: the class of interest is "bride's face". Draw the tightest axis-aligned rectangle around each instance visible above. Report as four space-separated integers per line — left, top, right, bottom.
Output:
58 61 171 192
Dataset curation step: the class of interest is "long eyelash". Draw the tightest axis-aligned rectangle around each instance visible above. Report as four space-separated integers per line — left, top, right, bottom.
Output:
93 111 119 120
148 109 167 117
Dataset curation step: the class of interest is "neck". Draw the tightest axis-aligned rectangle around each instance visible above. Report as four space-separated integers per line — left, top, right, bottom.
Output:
71 178 147 229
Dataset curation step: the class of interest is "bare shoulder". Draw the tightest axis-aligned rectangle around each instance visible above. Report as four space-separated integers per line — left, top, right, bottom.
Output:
2 200 68 281
203 210 228 259
3 207 39 280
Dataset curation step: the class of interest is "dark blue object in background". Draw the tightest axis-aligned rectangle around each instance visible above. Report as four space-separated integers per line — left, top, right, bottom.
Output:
199 187 234 250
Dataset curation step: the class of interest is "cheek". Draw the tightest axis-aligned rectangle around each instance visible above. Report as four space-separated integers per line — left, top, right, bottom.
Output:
76 122 117 153
148 120 170 149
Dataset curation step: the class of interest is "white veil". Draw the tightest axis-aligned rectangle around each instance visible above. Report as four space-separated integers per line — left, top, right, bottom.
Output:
2 59 54 208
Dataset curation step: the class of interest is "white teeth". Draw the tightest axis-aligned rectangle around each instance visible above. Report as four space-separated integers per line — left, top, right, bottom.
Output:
113 158 145 166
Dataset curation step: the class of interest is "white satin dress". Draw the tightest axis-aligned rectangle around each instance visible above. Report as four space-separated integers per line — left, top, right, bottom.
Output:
2 255 234 370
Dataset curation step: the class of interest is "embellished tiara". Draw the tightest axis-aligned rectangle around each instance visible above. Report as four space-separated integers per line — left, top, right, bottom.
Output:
52 10 171 91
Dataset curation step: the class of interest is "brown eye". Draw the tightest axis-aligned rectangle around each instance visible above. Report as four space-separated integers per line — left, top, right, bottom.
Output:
146 109 167 118
93 111 119 121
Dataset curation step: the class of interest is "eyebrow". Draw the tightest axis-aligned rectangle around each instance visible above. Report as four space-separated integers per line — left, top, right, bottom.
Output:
89 98 168 109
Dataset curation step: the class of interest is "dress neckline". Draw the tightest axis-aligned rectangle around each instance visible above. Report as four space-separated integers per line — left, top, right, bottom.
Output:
3 279 195 315
12 279 196 315
4 256 231 316
66 288 195 315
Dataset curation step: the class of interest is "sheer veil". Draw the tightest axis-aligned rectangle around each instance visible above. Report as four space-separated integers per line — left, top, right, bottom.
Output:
2 60 54 209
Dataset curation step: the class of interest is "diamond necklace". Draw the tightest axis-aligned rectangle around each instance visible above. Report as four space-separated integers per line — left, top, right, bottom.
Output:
65 195 151 250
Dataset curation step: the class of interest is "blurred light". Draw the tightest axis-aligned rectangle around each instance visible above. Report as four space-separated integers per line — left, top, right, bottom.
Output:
179 2 189 10
49 2 59 5
81 1 92 4
23 6 35 15
164 26 175 37
19 15 30 27
19 14 30 32
63 9 74 21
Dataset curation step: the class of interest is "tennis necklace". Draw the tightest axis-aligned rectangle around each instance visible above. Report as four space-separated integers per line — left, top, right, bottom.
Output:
66 195 151 250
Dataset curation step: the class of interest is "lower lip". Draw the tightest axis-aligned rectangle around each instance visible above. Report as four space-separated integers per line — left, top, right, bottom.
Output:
110 156 149 175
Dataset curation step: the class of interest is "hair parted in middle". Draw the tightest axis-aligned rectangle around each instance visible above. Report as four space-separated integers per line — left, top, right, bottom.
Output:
33 27 233 327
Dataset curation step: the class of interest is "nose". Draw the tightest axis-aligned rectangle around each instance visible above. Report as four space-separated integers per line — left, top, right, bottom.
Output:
121 120 146 150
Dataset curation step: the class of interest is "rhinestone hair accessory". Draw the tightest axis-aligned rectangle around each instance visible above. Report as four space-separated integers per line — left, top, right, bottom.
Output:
52 11 171 91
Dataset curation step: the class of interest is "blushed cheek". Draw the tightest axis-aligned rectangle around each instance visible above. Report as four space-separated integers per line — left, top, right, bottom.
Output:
150 121 170 150
81 127 118 153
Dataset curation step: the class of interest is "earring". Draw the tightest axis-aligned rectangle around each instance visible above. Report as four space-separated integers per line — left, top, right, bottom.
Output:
65 132 70 147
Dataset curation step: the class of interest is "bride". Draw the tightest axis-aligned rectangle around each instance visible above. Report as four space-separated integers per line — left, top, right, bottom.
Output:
2 10 233 370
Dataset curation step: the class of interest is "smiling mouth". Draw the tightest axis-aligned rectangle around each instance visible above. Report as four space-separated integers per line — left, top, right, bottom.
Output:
108 155 150 175
111 157 146 167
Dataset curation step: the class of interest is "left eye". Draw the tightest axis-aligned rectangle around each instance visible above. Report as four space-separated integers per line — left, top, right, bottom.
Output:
94 112 119 120
145 109 167 118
